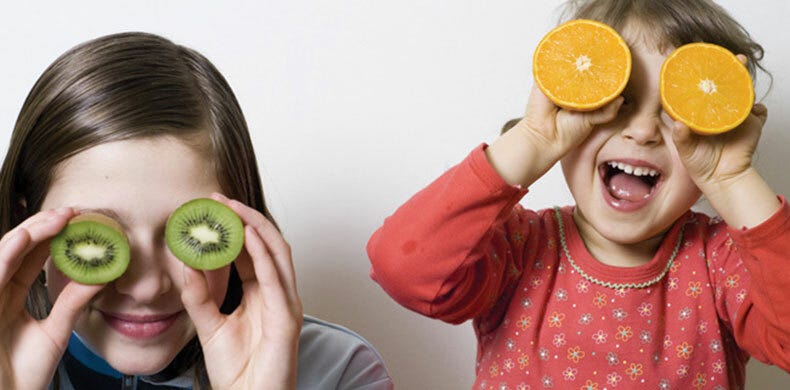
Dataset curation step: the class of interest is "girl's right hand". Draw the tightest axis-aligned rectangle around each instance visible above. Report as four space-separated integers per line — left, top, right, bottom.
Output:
486 85 623 186
0 208 103 390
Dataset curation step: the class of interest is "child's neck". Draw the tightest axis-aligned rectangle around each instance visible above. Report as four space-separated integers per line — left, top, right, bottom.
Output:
573 214 664 268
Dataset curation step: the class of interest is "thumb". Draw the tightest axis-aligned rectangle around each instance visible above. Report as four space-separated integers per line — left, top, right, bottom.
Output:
671 120 697 159
43 282 103 343
179 264 224 340
581 96 624 127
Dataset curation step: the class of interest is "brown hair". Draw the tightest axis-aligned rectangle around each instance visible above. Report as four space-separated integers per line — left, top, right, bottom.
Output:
502 0 770 134
0 32 274 387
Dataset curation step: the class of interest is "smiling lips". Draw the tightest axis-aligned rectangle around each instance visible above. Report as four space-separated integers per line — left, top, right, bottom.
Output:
600 159 663 211
101 311 183 340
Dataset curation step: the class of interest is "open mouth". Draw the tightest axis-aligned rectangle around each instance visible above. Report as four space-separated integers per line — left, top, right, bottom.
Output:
600 160 663 204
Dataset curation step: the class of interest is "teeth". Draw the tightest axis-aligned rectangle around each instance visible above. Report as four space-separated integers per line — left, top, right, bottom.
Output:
608 161 658 177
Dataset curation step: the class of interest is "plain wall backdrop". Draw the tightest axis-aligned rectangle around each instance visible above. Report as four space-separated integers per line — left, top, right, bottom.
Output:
1 1 788 389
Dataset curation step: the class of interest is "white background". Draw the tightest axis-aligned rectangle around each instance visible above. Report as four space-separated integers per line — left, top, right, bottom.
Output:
1 1 788 389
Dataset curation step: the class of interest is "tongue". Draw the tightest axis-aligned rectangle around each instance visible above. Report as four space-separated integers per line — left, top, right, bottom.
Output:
608 172 652 201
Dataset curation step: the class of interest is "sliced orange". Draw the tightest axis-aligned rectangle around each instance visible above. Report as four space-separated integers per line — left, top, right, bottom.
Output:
660 43 754 135
533 19 631 111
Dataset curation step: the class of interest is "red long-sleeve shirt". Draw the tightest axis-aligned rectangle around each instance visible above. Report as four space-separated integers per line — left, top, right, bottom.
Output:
368 145 790 389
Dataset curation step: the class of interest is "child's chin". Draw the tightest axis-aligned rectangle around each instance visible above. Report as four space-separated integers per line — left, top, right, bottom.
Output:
106 354 174 376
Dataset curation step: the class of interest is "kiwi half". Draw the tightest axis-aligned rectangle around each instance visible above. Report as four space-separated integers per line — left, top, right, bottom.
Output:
50 213 131 285
165 198 244 270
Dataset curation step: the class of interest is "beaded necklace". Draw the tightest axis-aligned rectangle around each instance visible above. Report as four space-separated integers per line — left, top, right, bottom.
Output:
553 207 685 290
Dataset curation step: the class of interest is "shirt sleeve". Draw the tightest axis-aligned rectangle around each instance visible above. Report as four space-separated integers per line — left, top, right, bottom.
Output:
367 144 541 326
707 196 790 370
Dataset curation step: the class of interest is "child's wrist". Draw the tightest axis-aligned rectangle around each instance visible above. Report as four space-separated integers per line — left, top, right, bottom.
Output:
487 123 563 186
700 167 780 229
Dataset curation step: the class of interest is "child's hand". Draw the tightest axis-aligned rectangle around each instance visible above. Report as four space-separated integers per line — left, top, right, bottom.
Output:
487 84 623 186
671 102 767 187
179 193 303 390
0 208 103 390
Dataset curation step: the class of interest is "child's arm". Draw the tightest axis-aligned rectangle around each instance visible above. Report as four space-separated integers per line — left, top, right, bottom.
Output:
368 88 623 324
672 103 780 228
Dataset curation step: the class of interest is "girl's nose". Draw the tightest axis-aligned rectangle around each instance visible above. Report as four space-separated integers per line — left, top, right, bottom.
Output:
112 233 172 303
620 114 663 146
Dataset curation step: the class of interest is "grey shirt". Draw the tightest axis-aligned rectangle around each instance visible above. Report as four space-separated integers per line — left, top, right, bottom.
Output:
52 315 393 389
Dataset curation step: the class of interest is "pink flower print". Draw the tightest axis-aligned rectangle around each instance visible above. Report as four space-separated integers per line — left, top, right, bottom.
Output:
548 312 565 328
576 279 590 293
513 232 524 243
639 330 652 344
578 313 593 325
489 362 500 377
612 308 627 321
637 302 652 317
530 275 542 288
558 262 566 274
567 346 586 363
686 281 703 298
518 354 530 369
533 260 543 270
725 274 740 288
663 335 673 349
556 288 569 301
670 260 682 273
713 360 725 374
668 277 679 290
678 307 692 320
625 363 643 380
676 342 694 359
553 333 567 347
710 340 722 353
506 338 516 351
593 292 607 308
606 352 619 366
539 348 550 361
658 379 671 389
521 298 533 309
562 367 578 381
580 379 599 390
615 326 633 342
517 315 532 330
677 365 689 378
504 359 515 372
736 289 747 303
606 372 622 387
592 330 608 344
541 376 554 388
516 384 531 390
697 321 708 334
614 288 627 298
693 372 707 389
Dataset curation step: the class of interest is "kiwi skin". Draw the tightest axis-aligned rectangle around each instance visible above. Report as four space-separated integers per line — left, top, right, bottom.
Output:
165 198 244 271
50 213 131 285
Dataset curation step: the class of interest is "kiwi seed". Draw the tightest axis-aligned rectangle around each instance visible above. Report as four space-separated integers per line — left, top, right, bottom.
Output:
165 198 244 270
50 213 131 285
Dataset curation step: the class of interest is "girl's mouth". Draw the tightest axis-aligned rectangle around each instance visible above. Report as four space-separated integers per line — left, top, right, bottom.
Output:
599 160 663 211
100 311 183 340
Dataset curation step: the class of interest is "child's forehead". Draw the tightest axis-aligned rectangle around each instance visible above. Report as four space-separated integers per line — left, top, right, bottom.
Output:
618 19 675 56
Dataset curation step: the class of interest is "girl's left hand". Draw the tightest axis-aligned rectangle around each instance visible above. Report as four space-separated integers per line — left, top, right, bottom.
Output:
671 102 767 187
179 193 303 390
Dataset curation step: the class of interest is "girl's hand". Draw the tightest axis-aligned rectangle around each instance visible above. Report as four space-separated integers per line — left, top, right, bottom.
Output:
487 84 623 186
0 208 103 390
671 103 767 186
179 193 303 390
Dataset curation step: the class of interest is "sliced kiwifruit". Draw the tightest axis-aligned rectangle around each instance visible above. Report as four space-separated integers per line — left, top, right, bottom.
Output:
165 198 244 270
50 213 131 285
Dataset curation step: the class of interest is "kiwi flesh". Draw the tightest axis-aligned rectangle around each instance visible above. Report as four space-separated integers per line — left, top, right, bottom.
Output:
50 213 131 285
165 198 244 270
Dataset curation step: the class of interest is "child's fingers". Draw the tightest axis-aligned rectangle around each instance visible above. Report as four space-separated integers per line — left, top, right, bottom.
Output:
223 199 299 305
581 96 624 127
43 281 104 344
179 263 225 339
0 228 32 288
243 225 294 314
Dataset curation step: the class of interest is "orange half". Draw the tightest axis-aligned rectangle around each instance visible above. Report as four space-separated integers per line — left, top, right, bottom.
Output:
660 43 754 135
533 19 632 111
